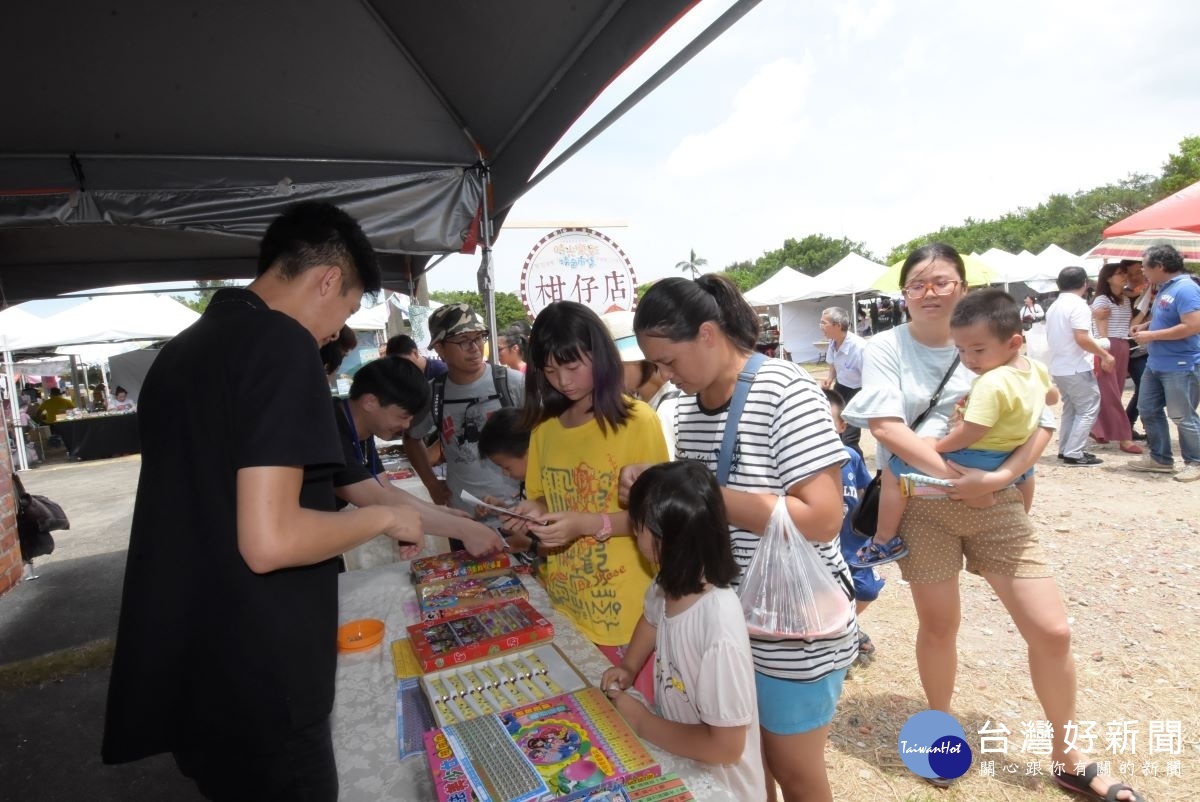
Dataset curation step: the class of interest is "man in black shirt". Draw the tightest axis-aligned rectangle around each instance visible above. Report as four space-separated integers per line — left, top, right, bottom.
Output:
332 356 504 555
102 202 422 800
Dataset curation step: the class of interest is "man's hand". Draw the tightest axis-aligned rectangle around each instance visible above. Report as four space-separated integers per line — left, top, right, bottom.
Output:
820 375 834 390
459 521 506 557
1098 351 1116 373
381 507 424 549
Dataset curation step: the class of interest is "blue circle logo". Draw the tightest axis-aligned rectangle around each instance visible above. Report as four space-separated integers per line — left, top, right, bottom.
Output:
897 710 973 780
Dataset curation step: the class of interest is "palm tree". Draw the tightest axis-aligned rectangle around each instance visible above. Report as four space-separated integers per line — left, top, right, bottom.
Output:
675 248 708 280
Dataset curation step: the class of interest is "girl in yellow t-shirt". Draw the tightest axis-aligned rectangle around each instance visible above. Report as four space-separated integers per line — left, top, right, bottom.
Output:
506 301 669 702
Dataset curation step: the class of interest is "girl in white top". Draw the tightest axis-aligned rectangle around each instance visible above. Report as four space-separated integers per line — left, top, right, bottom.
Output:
602 460 765 802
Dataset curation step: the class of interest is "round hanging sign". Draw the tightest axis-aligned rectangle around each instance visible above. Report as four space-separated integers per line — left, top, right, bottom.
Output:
519 228 637 319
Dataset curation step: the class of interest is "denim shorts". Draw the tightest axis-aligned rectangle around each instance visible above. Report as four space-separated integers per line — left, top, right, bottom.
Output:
754 668 848 735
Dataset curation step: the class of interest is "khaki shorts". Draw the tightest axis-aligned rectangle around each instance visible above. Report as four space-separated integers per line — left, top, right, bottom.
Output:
896 488 1050 583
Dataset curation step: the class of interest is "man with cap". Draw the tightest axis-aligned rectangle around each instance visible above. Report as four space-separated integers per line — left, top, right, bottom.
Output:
405 304 525 541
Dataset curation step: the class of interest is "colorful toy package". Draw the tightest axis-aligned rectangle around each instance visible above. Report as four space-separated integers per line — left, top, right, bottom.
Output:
411 549 512 585
406 598 554 674
425 687 660 802
417 569 528 621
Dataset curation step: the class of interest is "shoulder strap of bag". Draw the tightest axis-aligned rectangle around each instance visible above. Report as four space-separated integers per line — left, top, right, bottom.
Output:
716 352 768 486
429 372 447 444
491 363 515 408
910 355 961 430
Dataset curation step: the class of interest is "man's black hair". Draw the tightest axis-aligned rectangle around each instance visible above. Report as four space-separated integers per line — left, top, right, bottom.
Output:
385 334 419 357
257 201 381 295
348 357 430 419
1056 265 1089 292
478 407 530 460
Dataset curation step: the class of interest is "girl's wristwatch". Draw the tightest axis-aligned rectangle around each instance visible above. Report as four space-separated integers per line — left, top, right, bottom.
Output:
594 513 613 542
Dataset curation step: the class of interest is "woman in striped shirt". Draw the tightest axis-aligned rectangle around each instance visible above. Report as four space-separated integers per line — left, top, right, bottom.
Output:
623 275 855 802
1091 262 1142 453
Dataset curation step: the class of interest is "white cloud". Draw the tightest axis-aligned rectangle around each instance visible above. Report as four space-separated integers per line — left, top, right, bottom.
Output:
664 56 814 177
834 0 896 42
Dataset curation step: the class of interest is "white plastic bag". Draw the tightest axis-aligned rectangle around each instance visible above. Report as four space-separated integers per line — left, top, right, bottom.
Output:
738 497 853 639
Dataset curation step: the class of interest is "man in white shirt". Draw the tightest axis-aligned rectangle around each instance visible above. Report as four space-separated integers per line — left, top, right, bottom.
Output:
1045 266 1115 465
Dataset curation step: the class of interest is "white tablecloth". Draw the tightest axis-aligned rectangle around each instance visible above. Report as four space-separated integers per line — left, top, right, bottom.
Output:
334 562 736 801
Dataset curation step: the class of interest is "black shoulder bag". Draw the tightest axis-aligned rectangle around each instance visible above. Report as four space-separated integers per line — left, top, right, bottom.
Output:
12 473 70 559
850 355 960 538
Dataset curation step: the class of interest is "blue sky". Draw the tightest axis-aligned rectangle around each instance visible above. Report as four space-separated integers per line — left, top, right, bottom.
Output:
427 0 1200 297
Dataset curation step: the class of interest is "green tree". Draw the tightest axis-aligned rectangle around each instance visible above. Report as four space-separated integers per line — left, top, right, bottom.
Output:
429 290 528 332
172 279 236 313
675 248 707 279
1160 135 1200 196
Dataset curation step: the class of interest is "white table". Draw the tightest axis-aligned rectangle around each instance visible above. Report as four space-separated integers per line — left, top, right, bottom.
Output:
334 562 736 801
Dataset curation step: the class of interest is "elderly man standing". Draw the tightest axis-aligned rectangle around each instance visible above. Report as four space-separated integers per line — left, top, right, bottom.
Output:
1128 244 1200 482
819 306 866 455
1046 266 1115 466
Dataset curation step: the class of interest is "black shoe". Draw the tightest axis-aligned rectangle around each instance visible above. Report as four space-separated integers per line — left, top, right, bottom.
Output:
1058 451 1097 460
1062 454 1103 466
1132 430 1147 441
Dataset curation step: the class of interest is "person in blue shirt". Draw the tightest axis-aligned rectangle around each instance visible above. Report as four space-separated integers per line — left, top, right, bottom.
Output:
823 387 885 665
1128 244 1200 483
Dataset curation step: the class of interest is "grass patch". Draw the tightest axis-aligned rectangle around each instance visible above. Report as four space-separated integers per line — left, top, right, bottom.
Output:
0 639 114 690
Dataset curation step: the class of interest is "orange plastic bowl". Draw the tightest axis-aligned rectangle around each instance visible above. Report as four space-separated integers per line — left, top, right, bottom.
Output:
337 618 385 653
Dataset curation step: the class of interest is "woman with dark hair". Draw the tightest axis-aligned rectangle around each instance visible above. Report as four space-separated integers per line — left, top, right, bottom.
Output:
624 274 852 802
1090 262 1141 453
841 243 1146 801
497 326 528 373
505 301 668 701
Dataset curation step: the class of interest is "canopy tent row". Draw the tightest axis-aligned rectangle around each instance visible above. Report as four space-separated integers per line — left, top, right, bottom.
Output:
2 294 202 469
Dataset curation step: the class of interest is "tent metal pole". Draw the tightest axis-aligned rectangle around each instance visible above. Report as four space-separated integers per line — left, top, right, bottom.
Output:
4 351 29 471
476 166 499 362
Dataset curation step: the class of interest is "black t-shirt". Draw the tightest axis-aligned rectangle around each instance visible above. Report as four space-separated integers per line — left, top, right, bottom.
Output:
102 288 345 763
332 397 381 509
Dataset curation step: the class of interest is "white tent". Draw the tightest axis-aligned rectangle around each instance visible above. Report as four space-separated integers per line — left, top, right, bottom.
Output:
1 306 59 470
743 267 816 306
8 294 199 351
805 253 888 299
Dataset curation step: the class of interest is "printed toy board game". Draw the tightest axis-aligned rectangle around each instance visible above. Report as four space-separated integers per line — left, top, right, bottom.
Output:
422 643 589 726
417 569 528 621
425 687 660 802
406 598 554 674
412 550 512 585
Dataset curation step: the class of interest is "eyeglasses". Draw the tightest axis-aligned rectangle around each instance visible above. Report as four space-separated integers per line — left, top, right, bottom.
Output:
902 279 961 299
444 334 486 351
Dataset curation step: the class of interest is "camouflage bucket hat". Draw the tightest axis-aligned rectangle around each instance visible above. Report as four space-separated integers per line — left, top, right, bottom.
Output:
427 303 488 345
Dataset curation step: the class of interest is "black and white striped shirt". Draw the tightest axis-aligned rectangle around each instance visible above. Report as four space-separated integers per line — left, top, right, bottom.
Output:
675 359 858 681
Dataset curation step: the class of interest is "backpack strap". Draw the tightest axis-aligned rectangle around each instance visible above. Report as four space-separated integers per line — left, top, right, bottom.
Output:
491 363 515 408
716 352 767 486
427 373 447 446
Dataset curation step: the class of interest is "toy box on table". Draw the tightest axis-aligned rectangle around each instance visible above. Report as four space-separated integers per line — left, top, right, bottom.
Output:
425 687 660 802
417 569 528 621
406 598 554 674
411 550 512 585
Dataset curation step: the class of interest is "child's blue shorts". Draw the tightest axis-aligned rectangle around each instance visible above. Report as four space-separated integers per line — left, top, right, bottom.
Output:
755 668 848 735
888 447 1033 483
838 530 886 602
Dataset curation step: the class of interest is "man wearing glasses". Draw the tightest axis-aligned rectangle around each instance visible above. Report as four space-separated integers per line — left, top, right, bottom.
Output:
406 304 525 538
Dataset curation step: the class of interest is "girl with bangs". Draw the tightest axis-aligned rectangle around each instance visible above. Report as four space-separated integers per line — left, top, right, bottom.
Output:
505 301 669 701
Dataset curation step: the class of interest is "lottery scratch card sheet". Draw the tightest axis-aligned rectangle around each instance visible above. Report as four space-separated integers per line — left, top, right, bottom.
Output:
406 598 554 674
425 687 660 802
422 643 589 726
411 550 512 585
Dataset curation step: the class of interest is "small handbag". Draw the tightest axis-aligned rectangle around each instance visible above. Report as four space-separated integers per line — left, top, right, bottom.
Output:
850 355 960 539
12 473 70 559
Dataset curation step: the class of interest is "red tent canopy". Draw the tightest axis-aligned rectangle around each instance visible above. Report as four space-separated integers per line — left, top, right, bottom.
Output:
1104 180 1200 237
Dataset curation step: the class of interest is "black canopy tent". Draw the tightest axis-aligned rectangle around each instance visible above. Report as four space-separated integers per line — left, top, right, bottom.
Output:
0 0 760 309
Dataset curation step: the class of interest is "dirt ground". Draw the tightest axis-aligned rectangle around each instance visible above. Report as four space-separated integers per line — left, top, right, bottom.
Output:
811 363 1200 801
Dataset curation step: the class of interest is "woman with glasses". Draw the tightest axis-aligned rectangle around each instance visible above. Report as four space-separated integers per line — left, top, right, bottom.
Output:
841 243 1147 801
497 326 528 373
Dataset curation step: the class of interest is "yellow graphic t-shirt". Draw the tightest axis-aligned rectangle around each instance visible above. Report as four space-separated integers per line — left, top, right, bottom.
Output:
525 399 668 646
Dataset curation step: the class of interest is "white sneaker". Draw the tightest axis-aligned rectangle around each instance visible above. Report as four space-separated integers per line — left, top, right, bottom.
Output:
1125 456 1175 474
1175 464 1200 483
